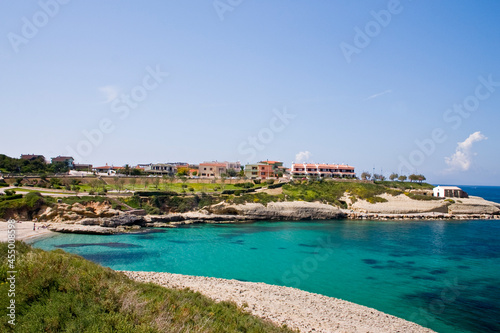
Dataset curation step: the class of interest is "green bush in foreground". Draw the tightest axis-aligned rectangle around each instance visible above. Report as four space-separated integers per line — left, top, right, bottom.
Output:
0 242 295 333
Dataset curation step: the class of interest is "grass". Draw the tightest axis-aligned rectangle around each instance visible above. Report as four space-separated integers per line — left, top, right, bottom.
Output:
373 181 434 190
280 181 397 206
72 179 268 194
8 188 73 195
0 242 295 333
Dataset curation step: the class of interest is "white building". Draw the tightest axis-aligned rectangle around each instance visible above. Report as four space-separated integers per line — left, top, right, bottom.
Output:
433 186 468 198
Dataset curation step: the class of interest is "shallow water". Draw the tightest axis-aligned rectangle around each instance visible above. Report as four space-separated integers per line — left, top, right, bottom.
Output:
33 219 500 333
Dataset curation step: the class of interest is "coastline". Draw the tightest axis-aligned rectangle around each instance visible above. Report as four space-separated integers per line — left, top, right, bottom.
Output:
0 221 56 243
122 270 435 333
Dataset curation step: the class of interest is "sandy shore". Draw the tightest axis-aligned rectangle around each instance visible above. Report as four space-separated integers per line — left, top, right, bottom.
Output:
122 271 435 333
0 221 55 243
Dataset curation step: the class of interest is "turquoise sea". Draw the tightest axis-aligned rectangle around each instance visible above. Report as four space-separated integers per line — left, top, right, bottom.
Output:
32 186 500 333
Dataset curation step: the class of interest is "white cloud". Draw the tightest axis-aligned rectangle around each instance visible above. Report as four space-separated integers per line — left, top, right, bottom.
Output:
99 85 120 103
365 89 392 101
295 151 311 163
445 131 487 171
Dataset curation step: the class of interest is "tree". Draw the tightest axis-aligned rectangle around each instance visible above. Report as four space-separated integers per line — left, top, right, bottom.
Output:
131 168 142 176
226 168 237 177
398 175 407 182
389 173 398 181
409 174 419 182
361 172 371 180
123 164 131 176
153 176 160 189
113 177 124 192
129 177 136 190
417 174 426 183
49 161 69 174
220 175 226 190
168 175 176 189
177 167 189 177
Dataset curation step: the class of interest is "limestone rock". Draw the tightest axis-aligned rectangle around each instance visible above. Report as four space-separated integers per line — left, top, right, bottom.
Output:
207 201 345 220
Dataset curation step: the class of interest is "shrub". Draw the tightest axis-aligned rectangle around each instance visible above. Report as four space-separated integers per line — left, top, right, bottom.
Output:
253 179 261 184
24 191 45 209
366 196 388 204
4 189 15 196
234 182 254 189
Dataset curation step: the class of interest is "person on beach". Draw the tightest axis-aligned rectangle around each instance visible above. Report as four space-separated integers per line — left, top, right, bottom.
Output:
33 223 36 230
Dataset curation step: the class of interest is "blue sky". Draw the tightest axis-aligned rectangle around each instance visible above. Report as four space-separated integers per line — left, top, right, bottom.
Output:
1 1 499 185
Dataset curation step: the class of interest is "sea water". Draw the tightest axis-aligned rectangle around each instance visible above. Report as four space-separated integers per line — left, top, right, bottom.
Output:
32 186 500 333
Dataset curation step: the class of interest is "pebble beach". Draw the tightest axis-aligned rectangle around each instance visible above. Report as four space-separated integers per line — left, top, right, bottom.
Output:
122 271 436 333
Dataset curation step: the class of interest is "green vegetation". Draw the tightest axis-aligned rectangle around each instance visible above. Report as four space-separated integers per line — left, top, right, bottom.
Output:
229 192 285 206
128 193 218 214
404 193 440 201
0 192 47 220
58 196 110 206
373 181 434 190
0 154 69 174
282 181 397 206
0 242 294 332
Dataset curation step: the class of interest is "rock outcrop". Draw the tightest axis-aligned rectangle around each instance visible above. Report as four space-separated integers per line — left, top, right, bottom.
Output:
206 201 346 220
351 193 500 215
38 201 122 222
448 196 500 215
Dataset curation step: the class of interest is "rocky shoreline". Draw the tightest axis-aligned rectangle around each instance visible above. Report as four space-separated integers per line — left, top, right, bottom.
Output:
1 195 497 236
34 197 498 235
122 270 435 333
